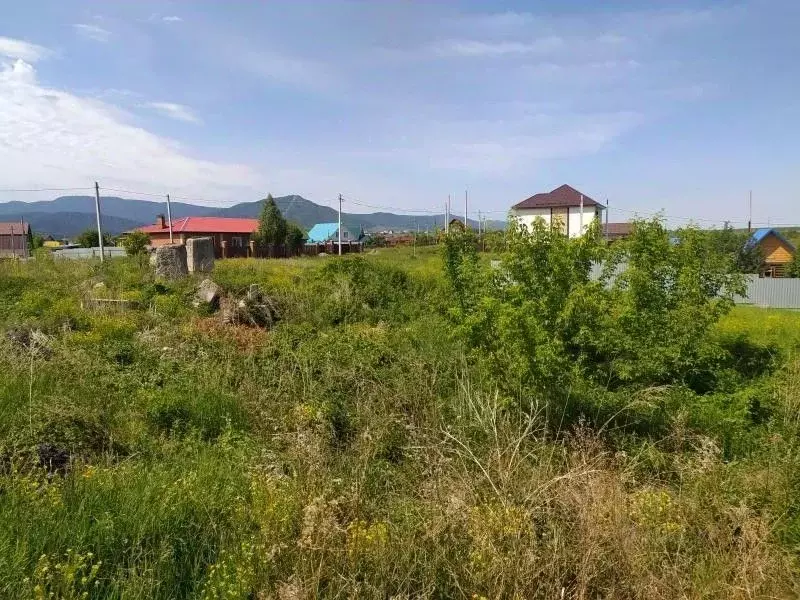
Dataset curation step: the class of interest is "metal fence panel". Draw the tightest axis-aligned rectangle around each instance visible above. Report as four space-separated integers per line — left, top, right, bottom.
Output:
52 247 127 259
589 263 800 309
738 276 800 309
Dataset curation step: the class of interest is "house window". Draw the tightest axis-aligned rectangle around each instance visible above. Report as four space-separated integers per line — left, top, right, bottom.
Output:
342 230 349 240
232 236 243 247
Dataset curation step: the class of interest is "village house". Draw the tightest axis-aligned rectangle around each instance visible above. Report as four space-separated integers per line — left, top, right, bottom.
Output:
0 221 31 258
134 215 259 258
748 228 796 278
306 222 355 243
510 184 605 238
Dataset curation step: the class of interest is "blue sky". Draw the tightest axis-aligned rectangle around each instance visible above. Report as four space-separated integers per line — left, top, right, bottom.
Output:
0 0 798 226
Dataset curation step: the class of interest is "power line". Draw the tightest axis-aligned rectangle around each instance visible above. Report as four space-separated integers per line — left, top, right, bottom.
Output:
0 186 94 192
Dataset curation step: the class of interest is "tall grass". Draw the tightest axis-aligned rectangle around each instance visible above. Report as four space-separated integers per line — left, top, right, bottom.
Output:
0 255 797 598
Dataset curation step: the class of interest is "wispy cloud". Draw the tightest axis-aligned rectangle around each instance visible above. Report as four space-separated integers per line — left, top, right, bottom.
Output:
0 36 52 62
0 59 258 198
162 16 183 23
143 102 201 124
73 24 112 43
433 37 564 58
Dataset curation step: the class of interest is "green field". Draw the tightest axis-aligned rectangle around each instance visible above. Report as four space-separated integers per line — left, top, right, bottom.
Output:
1 243 799 599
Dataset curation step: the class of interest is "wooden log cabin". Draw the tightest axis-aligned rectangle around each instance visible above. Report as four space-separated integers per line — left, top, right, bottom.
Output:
748 228 796 278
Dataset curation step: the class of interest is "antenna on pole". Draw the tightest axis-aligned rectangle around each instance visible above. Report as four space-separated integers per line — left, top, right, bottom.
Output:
166 194 174 244
464 189 468 229
338 193 343 256
94 181 105 262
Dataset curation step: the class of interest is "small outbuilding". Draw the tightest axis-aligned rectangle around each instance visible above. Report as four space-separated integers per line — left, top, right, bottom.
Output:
748 228 796 278
0 221 31 258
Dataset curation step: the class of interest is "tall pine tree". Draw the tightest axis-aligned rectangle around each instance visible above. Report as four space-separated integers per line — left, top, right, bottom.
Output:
256 194 288 245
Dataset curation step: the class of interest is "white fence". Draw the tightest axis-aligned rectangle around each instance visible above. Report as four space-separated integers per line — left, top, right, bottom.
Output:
52 247 127 259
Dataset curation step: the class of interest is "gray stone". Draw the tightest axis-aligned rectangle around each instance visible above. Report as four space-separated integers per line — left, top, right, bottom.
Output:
186 237 215 273
193 278 222 309
154 244 188 280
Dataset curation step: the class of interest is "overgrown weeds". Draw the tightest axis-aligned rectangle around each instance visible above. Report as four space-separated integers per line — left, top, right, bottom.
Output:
0 242 798 598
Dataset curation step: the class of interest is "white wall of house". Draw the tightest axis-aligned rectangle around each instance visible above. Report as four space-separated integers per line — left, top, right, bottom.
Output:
567 206 602 238
511 206 601 237
510 208 550 231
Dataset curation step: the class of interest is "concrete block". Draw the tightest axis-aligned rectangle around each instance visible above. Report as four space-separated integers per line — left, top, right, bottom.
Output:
154 244 188 280
186 237 215 273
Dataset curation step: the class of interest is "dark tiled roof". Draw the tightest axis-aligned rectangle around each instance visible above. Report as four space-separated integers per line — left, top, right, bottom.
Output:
602 222 634 236
513 184 603 210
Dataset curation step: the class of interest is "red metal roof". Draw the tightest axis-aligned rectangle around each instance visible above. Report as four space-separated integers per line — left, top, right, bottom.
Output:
136 217 259 234
513 184 603 210
0 222 30 235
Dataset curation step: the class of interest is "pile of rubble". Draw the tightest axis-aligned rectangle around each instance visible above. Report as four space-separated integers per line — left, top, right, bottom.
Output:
193 280 280 329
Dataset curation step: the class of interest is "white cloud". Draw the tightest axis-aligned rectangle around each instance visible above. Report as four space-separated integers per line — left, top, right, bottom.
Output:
73 24 112 43
162 16 183 23
409 111 643 175
434 37 564 57
0 36 52 62
0 59 262 200
143 102 201 123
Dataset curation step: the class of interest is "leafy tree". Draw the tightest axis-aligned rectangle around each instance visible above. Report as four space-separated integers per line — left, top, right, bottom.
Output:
121 230 151 256
285 223 306 255
256 194 288 246
787 251 800 278
30 234 44 250
711 226 762 274
443 218 745 403
76 229 112 249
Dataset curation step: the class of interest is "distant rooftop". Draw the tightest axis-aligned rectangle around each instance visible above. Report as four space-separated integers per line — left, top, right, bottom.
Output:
136 216 258 234
512 184 604 210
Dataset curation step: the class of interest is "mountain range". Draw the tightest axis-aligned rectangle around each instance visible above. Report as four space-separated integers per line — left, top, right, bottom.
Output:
0 195 504 239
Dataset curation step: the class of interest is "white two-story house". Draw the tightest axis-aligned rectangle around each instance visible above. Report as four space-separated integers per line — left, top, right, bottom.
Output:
510 184 605 238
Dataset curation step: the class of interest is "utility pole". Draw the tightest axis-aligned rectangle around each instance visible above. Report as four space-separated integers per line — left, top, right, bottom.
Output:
464 189 468 229
338 193 343 256
165 194 174 244
94 181 105 262
748 190 753 233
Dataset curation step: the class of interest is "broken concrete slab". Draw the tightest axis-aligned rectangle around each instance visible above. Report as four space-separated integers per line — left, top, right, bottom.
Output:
193 278 222 310
186 237 215 273
154 244 188 280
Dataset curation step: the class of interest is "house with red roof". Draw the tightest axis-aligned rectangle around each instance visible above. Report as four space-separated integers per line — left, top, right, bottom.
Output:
134 215 259 258
510 184 606 238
